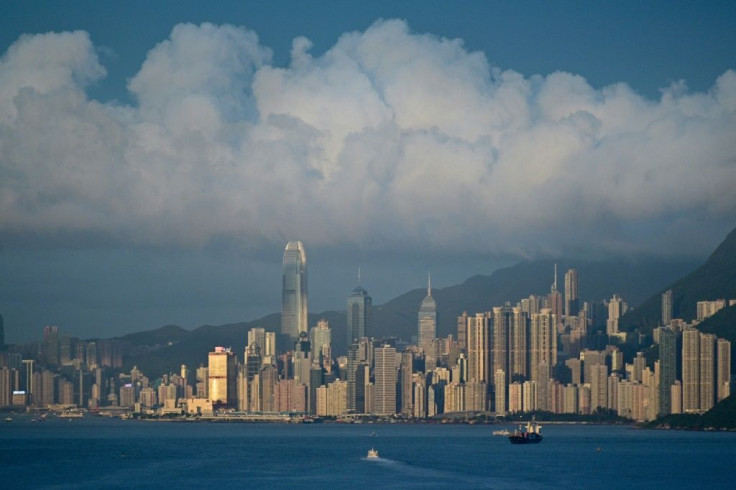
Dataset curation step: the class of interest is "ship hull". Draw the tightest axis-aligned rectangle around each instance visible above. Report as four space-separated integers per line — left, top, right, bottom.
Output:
509 435 543 444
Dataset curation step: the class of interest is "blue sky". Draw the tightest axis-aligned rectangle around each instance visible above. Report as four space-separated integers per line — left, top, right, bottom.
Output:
1 1 735 343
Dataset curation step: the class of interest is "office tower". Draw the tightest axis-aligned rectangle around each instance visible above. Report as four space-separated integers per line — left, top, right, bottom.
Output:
347 272 372 350
310 320 332 364
281 241 308 342
196 366 208 399
530 308 557 386
244 343 262 381
467 313 490 383
373 345 397 415
509 307 528 383
293 332 311 384
661 290 673 325
248 328 266 354
717 338 731 402
682 328 700 412
547 265 563 321
0 313 4 349
43 326 60 366
457 312 468 351
208 347 237 408
564 268 579 317
346 337 371 413
418 274 437 353
606 294 627 336
658 328 676 416
264 332 276 358
492 305 511 389
399 350 413 416
699 333 716 411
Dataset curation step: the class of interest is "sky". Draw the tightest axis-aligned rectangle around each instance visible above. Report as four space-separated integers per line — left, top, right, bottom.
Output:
1 1 735 344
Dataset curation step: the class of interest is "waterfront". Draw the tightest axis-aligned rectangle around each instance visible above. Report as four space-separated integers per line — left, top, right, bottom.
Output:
2 417 735 489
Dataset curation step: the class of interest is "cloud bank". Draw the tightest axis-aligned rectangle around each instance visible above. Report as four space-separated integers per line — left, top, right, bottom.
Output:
1 20 734 258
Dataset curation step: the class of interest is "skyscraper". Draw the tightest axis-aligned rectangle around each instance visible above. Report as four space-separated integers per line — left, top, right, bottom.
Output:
347 271 372 350
717 338 731 402
682 328 700 413
418 274 437 353
373 344 397 415
281 241 308 343
661 290 673 325
658 328 676 416
564 268 579 317
208 346 237 408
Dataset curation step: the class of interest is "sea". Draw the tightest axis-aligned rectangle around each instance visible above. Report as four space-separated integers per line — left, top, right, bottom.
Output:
1 416 735 489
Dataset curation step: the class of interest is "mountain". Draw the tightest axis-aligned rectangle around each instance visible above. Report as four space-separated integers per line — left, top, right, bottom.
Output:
620 226 736 333
372 257 699 341
649 392 736 430
120 256 696 375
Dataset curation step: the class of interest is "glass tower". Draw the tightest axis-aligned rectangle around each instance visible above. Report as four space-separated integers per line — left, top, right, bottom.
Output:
281 241 308 343
347 275 372 351
418 274 437 353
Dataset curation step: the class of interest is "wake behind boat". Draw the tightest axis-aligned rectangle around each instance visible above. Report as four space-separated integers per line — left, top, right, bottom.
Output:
509 419 543 444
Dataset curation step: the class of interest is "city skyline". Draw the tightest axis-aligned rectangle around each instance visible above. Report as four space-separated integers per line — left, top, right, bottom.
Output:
1 2 735 344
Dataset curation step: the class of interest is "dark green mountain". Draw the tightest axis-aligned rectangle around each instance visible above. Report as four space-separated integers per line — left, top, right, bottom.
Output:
119 256 696 376
372 257 698 341
648 392 736 430
620 226 736 333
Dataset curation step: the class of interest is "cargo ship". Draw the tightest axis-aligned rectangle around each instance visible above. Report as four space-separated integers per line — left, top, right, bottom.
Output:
509 419 543 444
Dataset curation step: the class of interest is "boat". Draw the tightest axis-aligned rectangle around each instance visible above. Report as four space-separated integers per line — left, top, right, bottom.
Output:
4 417 12 423
493 428 511 436
508 419 543 444
367 447 379 459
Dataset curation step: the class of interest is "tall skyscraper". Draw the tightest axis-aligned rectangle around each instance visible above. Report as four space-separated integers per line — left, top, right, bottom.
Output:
492 305 511 389
661 290 673 325
658 328 676 416
208 346 237 408
530 308 557 387
682 328 700 413
717 338 731 402
606 294 627 336
281 241 308 343
564 268 579 317
509 307 528 383
547 265 563 321
373 345 397 415
347 271 372 350
467 313 491 384
699 333 716 411
418 274 437 353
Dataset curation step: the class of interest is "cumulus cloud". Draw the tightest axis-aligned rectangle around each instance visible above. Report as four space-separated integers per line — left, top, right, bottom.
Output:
0 20 734 258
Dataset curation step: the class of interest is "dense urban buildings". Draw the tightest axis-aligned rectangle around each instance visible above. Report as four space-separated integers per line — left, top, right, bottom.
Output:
0 243 733 426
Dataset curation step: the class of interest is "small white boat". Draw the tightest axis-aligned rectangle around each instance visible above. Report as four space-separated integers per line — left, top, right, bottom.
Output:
493 429 511 436
367 448 379 459
4 417 12 423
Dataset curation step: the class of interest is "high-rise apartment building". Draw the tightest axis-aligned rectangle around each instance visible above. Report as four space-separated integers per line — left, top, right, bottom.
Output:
661 290 673 325
347 277 372 351
682 328 700 413
717 338 731 402
281 241 308 343
373 345 397 415
418 274 437 353
699 333 716 411
466 313 490 384
658 328 676 416
509 307 528 383
530 308 557 386
564 268 579 317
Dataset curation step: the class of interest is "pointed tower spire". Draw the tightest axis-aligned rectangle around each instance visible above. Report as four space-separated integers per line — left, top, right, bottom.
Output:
551 263 558 292
358 266 361 285
427 271 432 297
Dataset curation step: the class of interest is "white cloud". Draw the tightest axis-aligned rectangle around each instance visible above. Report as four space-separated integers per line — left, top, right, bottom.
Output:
0 20 734 258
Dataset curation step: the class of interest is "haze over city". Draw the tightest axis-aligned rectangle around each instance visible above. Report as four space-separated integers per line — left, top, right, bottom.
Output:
1 1 735 343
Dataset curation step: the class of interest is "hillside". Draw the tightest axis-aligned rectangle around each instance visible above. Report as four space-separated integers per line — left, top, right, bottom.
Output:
373 257 698 341
620 226 736 333
119 255 696 375
649 393 736 431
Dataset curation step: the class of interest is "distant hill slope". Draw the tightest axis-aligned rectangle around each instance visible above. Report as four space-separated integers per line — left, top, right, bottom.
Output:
620 226 736 333
649 392 736 430
373 257 699 342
